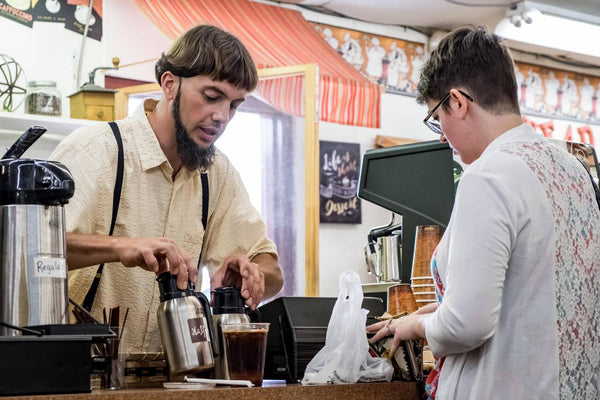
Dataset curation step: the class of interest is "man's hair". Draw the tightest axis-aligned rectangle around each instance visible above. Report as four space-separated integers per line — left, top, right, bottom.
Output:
155 25 258 92
417 26 520 115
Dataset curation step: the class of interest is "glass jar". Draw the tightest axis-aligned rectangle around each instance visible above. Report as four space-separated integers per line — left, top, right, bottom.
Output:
25 81 62 116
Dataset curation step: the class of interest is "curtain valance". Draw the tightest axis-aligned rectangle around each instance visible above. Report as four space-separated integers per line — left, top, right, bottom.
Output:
133 0 381 128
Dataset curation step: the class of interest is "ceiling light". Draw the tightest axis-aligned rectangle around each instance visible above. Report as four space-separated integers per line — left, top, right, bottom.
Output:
505 3 534 28
495 4 600 60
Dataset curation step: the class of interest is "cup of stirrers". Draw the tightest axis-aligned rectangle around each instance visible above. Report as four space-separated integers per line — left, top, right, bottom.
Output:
101 306 129 362
72 303 129 389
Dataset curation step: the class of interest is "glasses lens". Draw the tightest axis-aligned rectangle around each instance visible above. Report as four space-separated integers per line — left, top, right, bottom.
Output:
425 119 443 135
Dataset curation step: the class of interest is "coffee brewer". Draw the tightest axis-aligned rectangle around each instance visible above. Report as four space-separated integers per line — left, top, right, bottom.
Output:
0 126 74 335
364 213 402 283
156 272 218 376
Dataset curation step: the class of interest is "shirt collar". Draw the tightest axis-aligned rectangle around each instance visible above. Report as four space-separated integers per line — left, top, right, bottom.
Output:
132 99 170 172
132 99 206 180
480 123 539 159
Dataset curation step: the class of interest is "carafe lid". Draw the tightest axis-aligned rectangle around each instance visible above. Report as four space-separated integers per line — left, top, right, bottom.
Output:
156 272 194 302
0 159 74 206
212 287 245 314
0 125 74 206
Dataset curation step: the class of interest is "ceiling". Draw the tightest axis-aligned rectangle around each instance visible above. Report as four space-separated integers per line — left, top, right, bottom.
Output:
267 0 600 68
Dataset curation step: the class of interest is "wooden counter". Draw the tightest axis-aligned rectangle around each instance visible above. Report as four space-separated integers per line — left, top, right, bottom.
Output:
4 381 422 400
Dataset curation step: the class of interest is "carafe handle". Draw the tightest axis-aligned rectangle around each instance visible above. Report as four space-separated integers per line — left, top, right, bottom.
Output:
194 291 219 357
247 307 261 322
364 242 380 279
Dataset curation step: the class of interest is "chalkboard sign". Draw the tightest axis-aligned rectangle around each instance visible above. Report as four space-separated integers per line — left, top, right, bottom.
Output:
319 140 361 223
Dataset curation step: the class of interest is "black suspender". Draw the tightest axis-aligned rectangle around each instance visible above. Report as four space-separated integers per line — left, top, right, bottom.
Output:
82 122 124 311
197 172 209 271
82 121 209 311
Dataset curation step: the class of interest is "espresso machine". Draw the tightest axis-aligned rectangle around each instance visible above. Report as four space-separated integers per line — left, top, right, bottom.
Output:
364 213 402 283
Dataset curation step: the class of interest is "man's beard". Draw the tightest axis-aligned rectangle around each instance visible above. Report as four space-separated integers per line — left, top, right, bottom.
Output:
172 86 216 171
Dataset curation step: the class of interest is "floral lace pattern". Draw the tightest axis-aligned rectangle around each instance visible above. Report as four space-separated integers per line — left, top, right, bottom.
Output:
425 246 444 399
501 140 600 399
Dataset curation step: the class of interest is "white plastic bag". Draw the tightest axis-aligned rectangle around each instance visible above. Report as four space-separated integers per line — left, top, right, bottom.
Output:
301 270 393 384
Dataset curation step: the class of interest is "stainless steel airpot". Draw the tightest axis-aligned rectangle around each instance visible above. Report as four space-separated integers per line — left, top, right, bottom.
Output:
0 126 75 335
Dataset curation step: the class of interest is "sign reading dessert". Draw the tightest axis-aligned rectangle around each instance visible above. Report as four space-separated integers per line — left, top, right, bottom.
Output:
319 140 361 224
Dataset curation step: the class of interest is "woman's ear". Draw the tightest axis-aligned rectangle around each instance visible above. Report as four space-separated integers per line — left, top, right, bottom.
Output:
449 88 469 119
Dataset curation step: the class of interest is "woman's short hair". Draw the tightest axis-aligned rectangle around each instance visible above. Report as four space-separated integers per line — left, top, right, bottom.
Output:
155 25 258 92
417 26 520 115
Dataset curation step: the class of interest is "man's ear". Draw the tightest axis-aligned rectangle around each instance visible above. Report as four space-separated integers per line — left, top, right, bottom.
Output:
161 71 179 100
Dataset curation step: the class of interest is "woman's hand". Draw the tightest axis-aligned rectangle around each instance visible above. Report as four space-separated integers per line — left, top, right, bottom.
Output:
367 313 428 357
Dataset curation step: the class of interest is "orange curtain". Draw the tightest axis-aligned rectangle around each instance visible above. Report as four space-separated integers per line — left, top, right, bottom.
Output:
133 0 381 128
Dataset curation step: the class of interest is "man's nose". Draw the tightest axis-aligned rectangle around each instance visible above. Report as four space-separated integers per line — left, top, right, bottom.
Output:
212 102 231 123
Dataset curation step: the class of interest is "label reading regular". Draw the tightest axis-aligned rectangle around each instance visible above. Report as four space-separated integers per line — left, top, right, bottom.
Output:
33 257 66 278
188 317 208 343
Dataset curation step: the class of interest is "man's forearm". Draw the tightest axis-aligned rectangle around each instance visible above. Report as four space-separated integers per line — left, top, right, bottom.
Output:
252 253 283 298
66 233 120 270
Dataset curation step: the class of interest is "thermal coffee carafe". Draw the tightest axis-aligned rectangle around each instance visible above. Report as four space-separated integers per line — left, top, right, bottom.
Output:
364 213 402 283
211 286 251 379
0 126 75 336
156 272 217 375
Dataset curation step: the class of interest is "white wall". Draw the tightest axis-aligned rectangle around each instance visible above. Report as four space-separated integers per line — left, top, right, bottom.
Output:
0 15 103 118
102 0 172 82
318 93 432 296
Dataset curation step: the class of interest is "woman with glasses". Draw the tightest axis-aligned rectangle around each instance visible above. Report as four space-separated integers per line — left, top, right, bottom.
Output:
368 26 600 400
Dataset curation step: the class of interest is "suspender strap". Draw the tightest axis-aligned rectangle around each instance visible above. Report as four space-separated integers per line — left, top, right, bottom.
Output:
197 172 209 269
82 121 124 311
82 124 209 309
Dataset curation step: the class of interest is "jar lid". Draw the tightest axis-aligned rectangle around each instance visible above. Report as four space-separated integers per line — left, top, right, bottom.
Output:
28 80 57 88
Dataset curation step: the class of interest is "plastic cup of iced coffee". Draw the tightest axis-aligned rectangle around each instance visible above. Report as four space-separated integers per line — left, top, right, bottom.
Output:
221 322 270 386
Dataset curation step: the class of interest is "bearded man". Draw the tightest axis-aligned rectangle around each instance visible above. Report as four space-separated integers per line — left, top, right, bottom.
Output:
50 25 283 353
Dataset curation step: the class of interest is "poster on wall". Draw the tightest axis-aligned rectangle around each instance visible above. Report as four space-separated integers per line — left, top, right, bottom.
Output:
319 140 362 224
311 22 425 95
0 0 101 39
515 61 600 122
0 0 34 27
32 0 68 23
64 0 102 41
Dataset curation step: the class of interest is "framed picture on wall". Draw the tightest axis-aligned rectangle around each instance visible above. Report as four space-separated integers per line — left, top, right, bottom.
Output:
319 140 362 224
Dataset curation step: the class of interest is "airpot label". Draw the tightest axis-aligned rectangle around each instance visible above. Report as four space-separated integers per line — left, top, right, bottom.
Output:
33 257 66 278
187 317 208 343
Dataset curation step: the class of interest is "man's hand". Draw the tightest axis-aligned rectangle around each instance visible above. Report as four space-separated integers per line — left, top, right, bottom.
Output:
115 237 196 289
211 254 265 309
66 233 197 290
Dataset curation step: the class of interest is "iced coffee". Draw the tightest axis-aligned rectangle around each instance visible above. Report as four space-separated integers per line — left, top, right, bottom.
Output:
221 323 270 386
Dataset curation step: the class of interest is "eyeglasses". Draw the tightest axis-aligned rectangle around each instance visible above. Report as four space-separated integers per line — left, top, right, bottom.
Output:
423 90 474 135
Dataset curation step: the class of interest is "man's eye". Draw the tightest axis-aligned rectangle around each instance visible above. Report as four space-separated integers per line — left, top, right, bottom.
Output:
204 94 219 102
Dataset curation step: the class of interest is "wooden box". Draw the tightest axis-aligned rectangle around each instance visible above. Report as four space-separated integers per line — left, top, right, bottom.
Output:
69 89 116 121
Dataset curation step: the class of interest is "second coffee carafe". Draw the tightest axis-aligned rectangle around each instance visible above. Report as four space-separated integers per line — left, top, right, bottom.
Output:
211 286 251 379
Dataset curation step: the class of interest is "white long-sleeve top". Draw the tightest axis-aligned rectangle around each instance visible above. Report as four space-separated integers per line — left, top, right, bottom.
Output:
424 124 600 399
